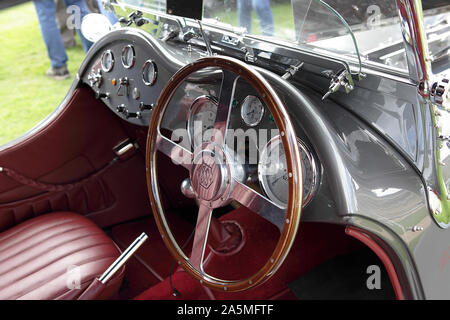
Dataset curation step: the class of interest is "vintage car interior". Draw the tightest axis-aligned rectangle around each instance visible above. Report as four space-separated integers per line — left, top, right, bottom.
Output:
0 0 449 300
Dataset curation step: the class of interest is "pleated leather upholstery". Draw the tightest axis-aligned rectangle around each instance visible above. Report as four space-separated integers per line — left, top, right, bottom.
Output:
0 212 123 300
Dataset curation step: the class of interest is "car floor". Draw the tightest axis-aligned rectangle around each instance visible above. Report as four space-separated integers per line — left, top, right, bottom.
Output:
110 206 363 300
288 248 396 300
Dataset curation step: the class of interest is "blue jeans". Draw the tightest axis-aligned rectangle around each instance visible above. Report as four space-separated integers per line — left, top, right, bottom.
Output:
33 0 93 68
237 0 274 36
96 0 118 25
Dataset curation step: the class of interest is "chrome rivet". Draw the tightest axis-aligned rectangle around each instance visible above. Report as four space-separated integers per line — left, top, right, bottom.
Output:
224 287 227 291
249 280 253 284
286 218 290 224
412 225 424 232
200 280 203 284
281 131 285 136
270 258 274 263
177 261 181 265
288 172 292 178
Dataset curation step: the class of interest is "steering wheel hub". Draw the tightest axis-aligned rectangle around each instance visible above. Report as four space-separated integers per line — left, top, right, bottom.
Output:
191 146 229 203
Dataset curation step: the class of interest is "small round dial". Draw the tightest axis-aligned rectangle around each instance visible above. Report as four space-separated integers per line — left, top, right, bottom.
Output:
121 45 135 68
101 50 114 72
142 60 157 86
241 95 264 127
187 96 218 149
258 136 319 208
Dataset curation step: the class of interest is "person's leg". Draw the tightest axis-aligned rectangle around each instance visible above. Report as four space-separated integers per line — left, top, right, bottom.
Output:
237 0 253 34
33 0 68 68
64 0 93 52
96 0 118 25
56 0 77 48
252 0 274 36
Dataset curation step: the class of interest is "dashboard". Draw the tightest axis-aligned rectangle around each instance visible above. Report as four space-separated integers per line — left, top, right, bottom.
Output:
83 40 171 126
82 37 321 210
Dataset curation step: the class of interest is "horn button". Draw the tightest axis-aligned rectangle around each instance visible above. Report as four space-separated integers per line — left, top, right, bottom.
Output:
190 145 231 204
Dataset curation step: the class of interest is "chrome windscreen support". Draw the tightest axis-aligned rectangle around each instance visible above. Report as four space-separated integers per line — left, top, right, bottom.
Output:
197 20 213 56
282 62 304 80
322 69 355 100
430 77 450 109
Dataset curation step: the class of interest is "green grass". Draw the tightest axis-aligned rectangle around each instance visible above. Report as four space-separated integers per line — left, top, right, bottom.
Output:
0 2 85 146
210 2 295 41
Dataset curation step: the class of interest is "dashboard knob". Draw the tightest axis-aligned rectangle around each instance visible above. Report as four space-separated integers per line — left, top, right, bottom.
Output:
119 77 129 85
124 110 142 119
116 104 126 113
117 77 129 96
95 91 110 99
88 68 102 88
139 102 153 111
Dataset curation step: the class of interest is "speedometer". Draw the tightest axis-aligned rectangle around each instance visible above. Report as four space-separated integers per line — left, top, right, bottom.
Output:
258 136 319 208
187 96 218 149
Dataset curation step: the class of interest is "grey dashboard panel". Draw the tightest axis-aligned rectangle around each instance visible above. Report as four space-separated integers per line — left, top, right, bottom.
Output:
80 28 205 126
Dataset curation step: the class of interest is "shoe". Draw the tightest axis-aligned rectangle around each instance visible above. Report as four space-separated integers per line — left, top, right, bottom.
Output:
45 66 70 80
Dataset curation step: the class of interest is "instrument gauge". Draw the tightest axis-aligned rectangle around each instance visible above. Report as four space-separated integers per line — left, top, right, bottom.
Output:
187 96 218 149
241 95 264 127
101 50 114 72
258 136 319 208
121 45 135 68
142 60 157 86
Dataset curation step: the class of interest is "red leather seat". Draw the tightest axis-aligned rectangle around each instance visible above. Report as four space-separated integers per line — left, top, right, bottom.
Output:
0 212 123 300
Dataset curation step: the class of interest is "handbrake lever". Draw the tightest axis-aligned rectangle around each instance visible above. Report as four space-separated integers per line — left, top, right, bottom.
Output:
78 232 148 300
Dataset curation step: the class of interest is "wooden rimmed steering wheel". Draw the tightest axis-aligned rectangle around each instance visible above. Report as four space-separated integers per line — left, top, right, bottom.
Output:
145 56 303 292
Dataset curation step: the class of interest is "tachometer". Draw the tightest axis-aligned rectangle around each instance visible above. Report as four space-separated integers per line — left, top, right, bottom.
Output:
258 136 319 208
121 45 135 69
187 96 218 149
241 95 264 127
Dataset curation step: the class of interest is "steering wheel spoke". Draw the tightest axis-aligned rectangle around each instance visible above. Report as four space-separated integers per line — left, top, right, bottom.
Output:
231 179 286 231
189 203 213 271
156 131 193 170
213 69 239 147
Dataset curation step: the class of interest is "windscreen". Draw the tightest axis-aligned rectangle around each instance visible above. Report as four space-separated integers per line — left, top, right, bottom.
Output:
203 0 409 72
115 0 166 12
422 1 450 75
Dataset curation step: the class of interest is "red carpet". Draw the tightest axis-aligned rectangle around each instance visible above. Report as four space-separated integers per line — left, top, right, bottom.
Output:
112 206 360 300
